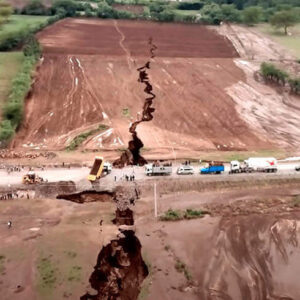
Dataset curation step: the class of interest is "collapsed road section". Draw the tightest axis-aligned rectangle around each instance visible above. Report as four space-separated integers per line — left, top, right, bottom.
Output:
81 185 148 300
114 38 157 167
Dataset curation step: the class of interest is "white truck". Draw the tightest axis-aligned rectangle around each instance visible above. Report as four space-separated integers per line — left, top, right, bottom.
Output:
145 163 172 176
230 157 278 174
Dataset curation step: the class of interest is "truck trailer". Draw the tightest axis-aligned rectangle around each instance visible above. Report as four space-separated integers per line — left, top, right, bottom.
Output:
245 157 278 173
145 163 172 176
200 164 224 174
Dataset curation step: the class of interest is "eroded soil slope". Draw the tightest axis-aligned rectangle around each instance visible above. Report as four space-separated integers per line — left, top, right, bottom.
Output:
14 18 290 153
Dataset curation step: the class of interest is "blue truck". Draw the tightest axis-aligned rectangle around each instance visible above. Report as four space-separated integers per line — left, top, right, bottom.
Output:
200 164 224 174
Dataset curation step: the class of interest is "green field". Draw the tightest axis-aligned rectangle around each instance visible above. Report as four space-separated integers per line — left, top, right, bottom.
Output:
0 15 49 120
256 23 300 57
172 9 200 16
0 52 24 116
0 15 49 40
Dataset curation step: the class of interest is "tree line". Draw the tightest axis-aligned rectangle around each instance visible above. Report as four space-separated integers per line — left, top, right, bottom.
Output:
10 0 300 31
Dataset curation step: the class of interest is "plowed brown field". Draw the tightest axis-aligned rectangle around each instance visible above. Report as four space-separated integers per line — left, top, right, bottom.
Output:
13 18 273 154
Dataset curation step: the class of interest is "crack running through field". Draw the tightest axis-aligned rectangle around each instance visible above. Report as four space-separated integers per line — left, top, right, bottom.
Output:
114 38 157 167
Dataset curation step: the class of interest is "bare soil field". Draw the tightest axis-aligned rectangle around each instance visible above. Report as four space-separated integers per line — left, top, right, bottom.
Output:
12 18 300 157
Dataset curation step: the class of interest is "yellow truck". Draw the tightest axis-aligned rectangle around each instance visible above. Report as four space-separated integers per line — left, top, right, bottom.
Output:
88 156 105 182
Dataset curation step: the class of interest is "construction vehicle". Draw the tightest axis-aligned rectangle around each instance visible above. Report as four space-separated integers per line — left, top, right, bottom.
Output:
88 157 112 182
200 162 224 174
145 162 172 176
22 171 44 184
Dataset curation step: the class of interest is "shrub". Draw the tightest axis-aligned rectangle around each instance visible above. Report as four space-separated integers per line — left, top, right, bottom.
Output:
21 0 49 15
184 209 203 219
66 124 108 150
288 77 300 94
260 62 289 85
160 209 183 221
51 0 78 17
0 37 42 144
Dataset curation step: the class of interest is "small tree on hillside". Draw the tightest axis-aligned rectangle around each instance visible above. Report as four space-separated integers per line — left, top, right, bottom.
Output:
243 6 262 26
270 10 298 35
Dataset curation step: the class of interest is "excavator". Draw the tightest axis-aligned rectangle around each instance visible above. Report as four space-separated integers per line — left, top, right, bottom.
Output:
22 171 45 184
87 156 112 182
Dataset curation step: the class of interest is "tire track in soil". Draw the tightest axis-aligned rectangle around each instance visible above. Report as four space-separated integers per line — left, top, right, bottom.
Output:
113 20 134 69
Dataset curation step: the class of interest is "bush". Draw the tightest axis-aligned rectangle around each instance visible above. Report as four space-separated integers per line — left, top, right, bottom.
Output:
0 120 14 142
184 209 203 219
51 0 78 17
21 0 49 15
260 62 289 85
0 37 42 144
23 35 41 59
66 124 108 150
160 209 182 221
288 77 300 94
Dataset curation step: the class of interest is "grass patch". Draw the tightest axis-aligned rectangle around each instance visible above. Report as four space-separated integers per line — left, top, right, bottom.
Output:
138 251 152 300
256 23 300 57
122 107 130 117
184 208 203 219
66 124 109 151
174 258 192 282
37 255 58 292
291 195 300 207
67 265 82 282
160 208 205 221
0 52 24 112
0 15 49 39
64 250 77 258
0 254 5 274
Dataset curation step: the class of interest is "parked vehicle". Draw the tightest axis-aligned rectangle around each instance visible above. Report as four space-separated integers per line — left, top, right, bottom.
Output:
103 162 112 174
200 163 224 174
245 157 277 173
177 165 194 175
145 162 172 176
229 160 253 174
296 165 300 171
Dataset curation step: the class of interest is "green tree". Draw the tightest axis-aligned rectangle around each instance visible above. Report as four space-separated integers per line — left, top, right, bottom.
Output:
51 0 78 17
270 10 298 35
243 6 262 26
201 3 222 25
22 0 48 15
220 4 241 23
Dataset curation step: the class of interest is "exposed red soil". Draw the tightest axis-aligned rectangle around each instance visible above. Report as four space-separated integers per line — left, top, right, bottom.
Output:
13 18 272 153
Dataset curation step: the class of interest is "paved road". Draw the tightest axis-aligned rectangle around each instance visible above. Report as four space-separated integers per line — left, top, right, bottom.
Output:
0 162 299 187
